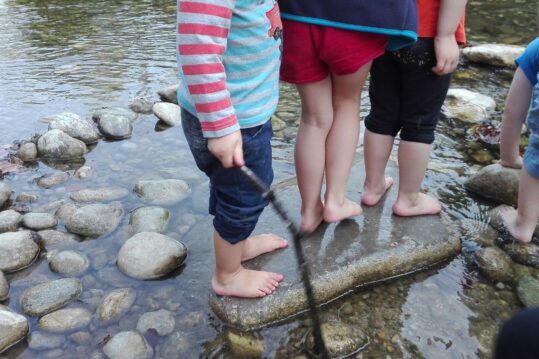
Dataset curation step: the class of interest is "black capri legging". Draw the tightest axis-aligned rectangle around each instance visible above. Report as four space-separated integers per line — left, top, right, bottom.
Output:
494 307 539 359
365 38 452 145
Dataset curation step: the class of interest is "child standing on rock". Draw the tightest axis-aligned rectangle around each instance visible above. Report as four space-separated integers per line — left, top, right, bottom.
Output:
177 0 288 298
361 0 467 216
496 37 539 244
278 0 418 232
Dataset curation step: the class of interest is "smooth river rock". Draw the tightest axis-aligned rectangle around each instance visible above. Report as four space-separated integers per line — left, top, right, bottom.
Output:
0 271 8 301
465 164 520 206
27 331 66 350
475 247 514 283
69 187 129 203
133 179 191 205
103 331 153 359
65 203 123 238
37 129 87 159
0 183 10 208
517 275 539 308
442 88 496 123
38 307 92 333
97 114 133 140
128 206 170 235
48 112 100 144
136 309 175 336
92 107 138 123
0 210 21 233
97 288 137 324
21 212 58 230
462 43 525 67
38 229 79 248
49 250 90 275
0 306 29 354
152 102 181 126
20 278 82 317
37 171 70 188
117 232 187 280
202 157 461 329
0 231 40 273
157 84 178 104
16 142 38 162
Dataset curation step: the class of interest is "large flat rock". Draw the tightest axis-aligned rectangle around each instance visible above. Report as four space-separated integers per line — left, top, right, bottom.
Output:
206 155 461 329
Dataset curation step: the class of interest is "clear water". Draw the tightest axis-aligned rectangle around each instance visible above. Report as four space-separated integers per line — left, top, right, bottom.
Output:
0 0 537 358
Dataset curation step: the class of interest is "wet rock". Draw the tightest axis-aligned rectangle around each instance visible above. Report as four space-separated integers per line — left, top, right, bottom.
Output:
65 203 123 238
49 250 90 275
38 229 78 248
97 288 137 324
462 43 525 67
128 206 170 235
97 114 133 140
0 271 8 301
0 183 10 209
69 331 92 345
152 102 181 126
103 331 153 359
21 212 58 230
516 275 539 307
475 247 514 283
16 142 38 162
156 331 190 358
69 187 129 203
37 171 70 188
442 88 496 123
133 179 191 205
32 200 66 214
38 307 92 333
0 231 40 273
136 309 175 336
465 165 519 206
117 232 187 280
0 306 29 354
20 278 82 316
16 192 39 203
157 84 178 104
28 331 66 350
37 129 87 160
55 203 78 222
129 90 154 114
48 112 100 144
0 210 21 233
271 115 286 131
306 322 367 358
225 330 264 359
74 165 93 180
502 242 539 269
92 107 138 123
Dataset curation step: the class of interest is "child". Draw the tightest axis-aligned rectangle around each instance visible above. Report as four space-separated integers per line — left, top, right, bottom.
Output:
361 0 467 216
278 1 418 232
177 0 288 298
497 37 539 244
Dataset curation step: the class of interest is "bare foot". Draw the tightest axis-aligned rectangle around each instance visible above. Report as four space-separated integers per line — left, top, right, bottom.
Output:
392 193 442 217
361 176 394 206
300 201 325 233
241 234 288 262
212 267 284 298
498 205 533 244
323 197 363 224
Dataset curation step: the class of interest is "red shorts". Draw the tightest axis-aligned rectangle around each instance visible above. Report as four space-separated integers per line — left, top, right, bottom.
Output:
280 20 389 84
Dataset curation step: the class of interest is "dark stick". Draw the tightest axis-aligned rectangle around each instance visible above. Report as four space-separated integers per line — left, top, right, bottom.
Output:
240 166 328 359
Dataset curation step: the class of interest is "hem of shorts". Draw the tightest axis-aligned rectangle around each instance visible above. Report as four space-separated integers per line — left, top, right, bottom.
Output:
280 74 330 85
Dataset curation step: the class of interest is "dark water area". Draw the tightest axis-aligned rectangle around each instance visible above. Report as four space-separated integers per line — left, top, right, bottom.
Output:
0 0 538 358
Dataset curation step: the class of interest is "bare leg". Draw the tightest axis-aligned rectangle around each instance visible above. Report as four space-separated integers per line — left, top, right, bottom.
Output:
323 64 371 223
392 140 442 216
241 234 288 262
499 167 539 243
295 77 334 232
361 129 395 206
211 230 284 298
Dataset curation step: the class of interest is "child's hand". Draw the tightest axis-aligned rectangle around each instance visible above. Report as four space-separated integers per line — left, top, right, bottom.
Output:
500 155 523 170
432 34 460 76
208 130 245 168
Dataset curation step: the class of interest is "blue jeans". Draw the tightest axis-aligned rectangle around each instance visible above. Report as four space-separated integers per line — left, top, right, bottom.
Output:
524 83 539 179
181 108 274 244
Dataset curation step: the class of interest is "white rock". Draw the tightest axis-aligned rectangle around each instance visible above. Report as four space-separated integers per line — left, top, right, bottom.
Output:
97 288 137 324
152 102 181 126
103 331 153 359
0 307 29 353
442 88 496 123
38 308 92 333
0 231 40 273
462 43 525 67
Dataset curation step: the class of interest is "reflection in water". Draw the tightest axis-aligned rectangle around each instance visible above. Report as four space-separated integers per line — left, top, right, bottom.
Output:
0 0 537 357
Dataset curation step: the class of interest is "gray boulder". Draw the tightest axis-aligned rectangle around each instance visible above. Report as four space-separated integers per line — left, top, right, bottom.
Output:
97 114 133 140
517 275 539 307
37 129 87 160
49 250 89 275
465 164 519 206
0 231 40 273
97 288 137 324
16 142 38 162
69 187 129 203
92 107 137 123
0 306 29 354
48 112 100 144
442 88 496 123
128 206 170 235
37 171 70 188
152 102 181 126
20 278 82 316
462 43 525 67
157 84 179 104
65 203 123 238
133 179 191 205
37 308 92 333
0 210 21 233
136 309 175 336
475 247 514 283
103 331 153 359
21 212 58 230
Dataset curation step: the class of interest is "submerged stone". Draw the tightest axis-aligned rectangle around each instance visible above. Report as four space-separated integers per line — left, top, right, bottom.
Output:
0 231 40 273
21 278 82 317
0 306 28 354
103 331 153 359
204 158 461 329
465 165 519 206
97 288 137 324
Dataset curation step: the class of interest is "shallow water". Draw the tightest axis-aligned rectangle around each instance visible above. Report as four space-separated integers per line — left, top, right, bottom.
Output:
0 0 538 358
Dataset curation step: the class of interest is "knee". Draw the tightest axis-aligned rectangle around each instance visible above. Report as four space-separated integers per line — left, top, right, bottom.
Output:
400 117 437 144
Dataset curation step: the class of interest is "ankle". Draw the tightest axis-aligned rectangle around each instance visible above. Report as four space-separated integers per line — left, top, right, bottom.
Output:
213 266 242 285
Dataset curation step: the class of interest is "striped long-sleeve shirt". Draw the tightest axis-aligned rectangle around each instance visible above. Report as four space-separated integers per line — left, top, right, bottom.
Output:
177 0 282 138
